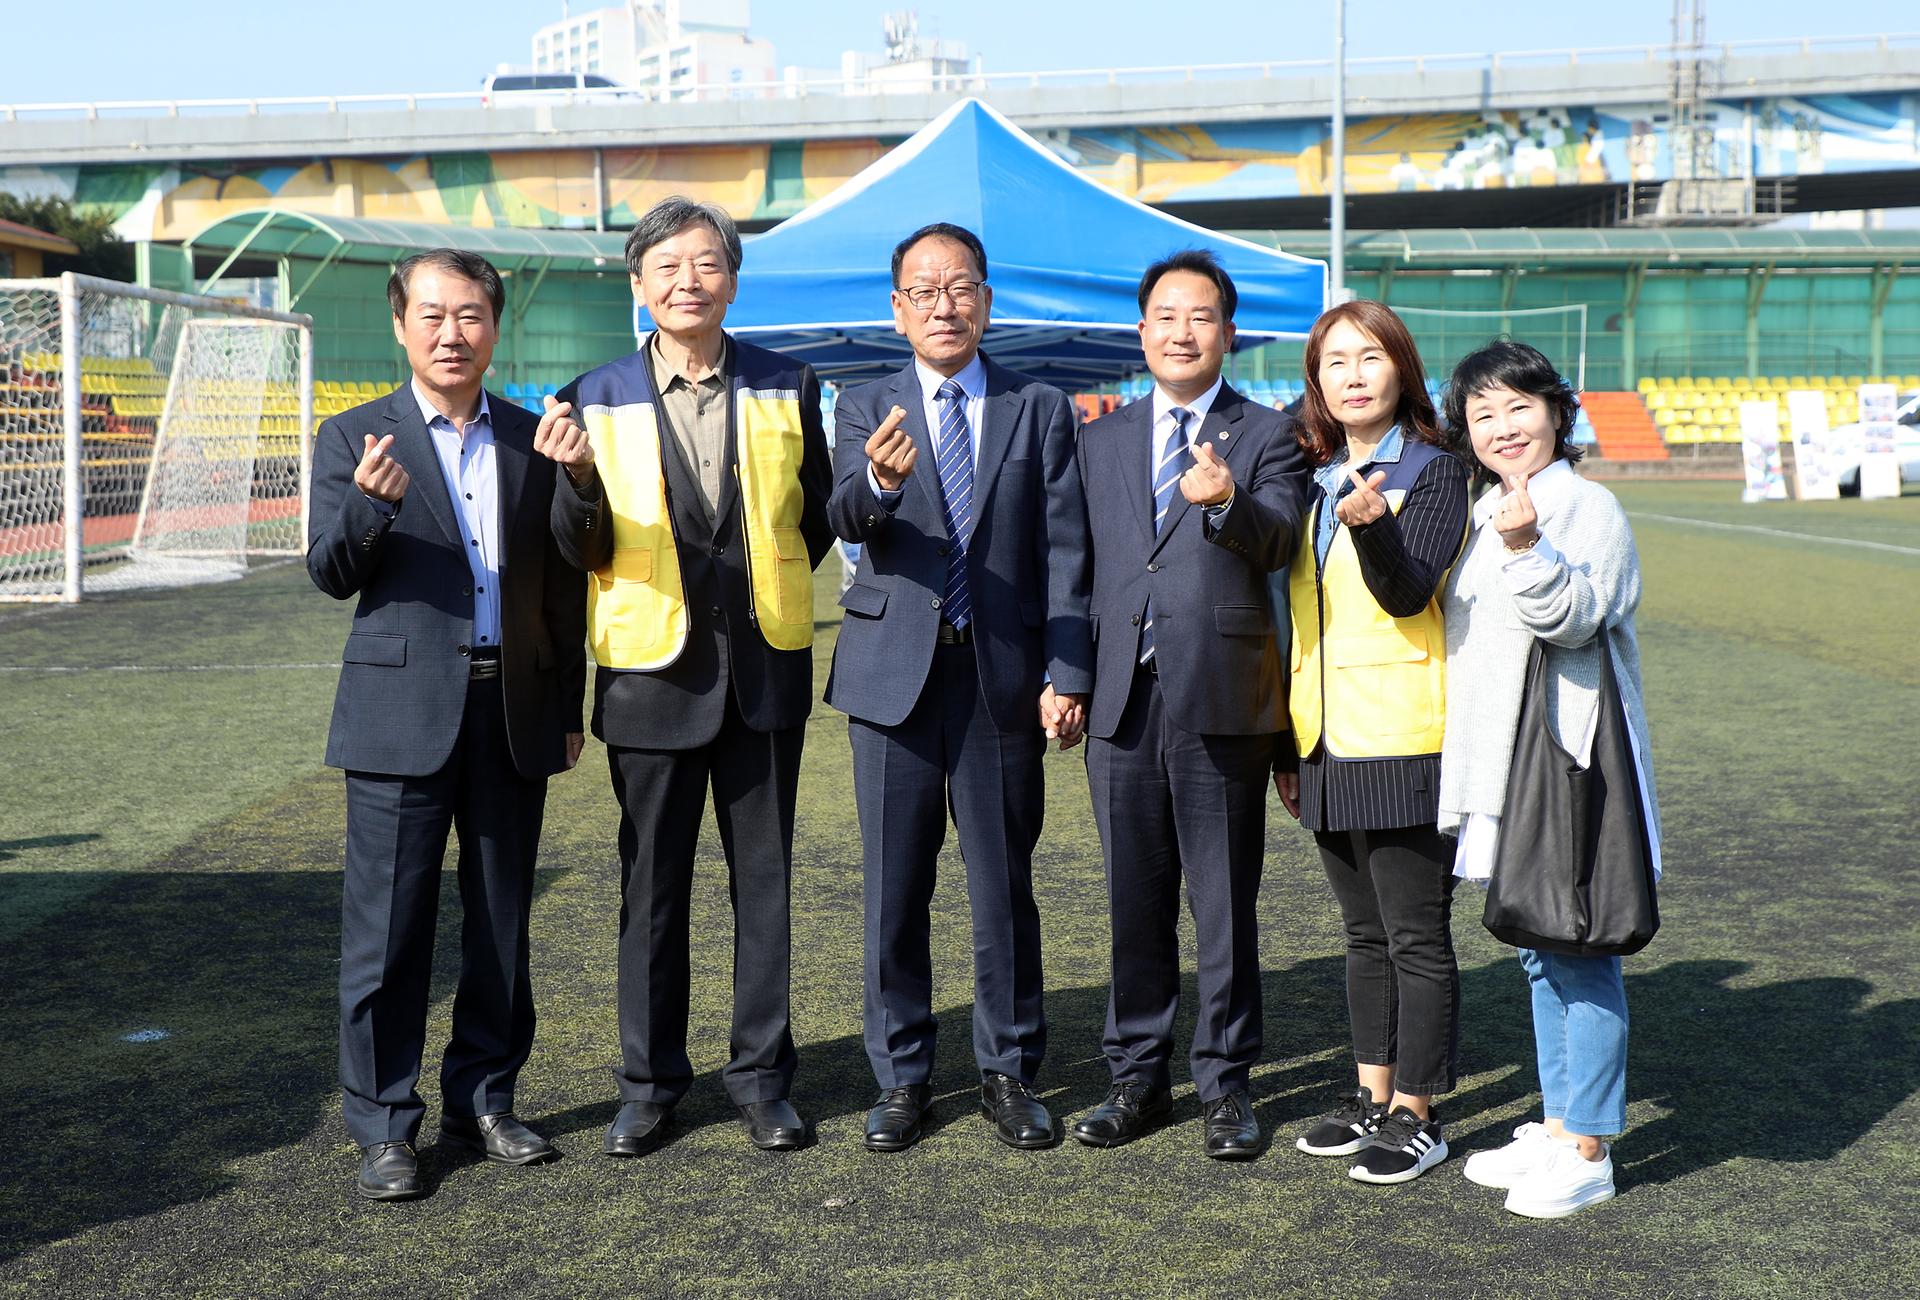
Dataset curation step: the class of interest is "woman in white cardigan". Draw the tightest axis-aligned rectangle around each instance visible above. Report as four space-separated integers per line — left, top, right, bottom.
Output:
1437 340 1662 1220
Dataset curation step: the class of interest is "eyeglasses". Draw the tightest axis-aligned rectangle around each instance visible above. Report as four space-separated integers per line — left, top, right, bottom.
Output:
897 281 985 312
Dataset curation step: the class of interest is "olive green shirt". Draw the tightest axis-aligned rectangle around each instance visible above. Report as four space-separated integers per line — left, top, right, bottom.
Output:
647 332 729 522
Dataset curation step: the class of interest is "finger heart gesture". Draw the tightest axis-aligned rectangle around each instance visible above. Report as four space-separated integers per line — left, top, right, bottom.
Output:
1179 440 1234 506
1333 466 1388 526
1495 471 1540 550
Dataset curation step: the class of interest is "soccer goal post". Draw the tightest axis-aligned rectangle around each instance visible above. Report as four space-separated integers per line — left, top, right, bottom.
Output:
1390 304 1588 394
0 272 313 602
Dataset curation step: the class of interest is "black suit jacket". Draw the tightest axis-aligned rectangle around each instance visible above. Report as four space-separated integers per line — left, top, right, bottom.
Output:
551 340 834 749
1077 385 1308 740
823 354 1093 732
307 386 586 779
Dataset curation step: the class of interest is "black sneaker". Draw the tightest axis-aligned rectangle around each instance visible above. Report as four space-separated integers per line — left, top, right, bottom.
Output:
1349 1105 1448 1184
1295 1088 1388 1157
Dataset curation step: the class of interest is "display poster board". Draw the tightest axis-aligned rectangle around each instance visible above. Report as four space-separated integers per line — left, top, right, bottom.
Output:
1739 400 1788 501
1786 389 1839 500
1857 383 1902 500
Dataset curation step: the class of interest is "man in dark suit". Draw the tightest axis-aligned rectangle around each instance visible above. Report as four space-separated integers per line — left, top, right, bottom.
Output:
308 248 587 1200
1068 249 1308 1159
825 223 1093 1152
541 197 833 1155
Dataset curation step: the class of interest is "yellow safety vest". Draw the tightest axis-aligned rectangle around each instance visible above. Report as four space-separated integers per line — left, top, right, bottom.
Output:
582 384 812 670
1288 464 1453 760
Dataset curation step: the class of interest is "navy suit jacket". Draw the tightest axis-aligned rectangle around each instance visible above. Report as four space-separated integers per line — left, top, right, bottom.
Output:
824 354 1093 732
1077 384 1308 740
308 386 586 779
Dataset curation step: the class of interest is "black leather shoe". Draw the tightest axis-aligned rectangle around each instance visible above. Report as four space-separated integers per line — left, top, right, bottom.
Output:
980 1073 1055 1150
440 1112 556 1166
356 1141 422 1200
738 1098 807 1151
1202 1089 1265 1160
1069 1081 1173 1148
603 1101 671 1158
865 1084 934 1152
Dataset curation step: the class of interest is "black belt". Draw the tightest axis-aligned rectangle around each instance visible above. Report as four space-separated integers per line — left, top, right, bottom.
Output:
467 645 502 679
936 619 973 645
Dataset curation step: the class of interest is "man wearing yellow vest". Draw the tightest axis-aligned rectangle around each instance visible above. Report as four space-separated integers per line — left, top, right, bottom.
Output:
539 196 834 1156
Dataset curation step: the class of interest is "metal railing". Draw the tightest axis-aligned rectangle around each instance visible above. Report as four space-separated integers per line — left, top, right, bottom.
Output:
3 32 1915 122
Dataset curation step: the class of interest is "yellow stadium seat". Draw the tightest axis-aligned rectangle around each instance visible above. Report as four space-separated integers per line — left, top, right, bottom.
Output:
1652 409 1675 427
1637 378 1658 394
1655 377 1677 390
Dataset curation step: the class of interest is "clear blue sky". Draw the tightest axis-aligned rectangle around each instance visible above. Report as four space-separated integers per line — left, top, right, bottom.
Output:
7 1 1913 102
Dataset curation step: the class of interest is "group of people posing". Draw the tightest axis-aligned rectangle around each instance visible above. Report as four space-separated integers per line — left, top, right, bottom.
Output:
307 195 1657 1223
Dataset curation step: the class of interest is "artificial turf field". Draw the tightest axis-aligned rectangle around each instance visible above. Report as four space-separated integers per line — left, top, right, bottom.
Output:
0 480 1915 1300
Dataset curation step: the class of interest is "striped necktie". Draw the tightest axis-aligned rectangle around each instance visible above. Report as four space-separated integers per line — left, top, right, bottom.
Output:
933 378 975 628
1140 406 1191 664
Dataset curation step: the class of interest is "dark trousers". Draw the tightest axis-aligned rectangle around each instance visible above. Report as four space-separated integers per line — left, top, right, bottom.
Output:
607 689 802 1107
1314 824 1460 1096
849 641 1047 1087
1086 665 1274 1101
338 677 547 1148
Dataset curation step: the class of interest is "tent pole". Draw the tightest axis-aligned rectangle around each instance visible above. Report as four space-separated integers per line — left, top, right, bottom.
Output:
1330 0 1348 306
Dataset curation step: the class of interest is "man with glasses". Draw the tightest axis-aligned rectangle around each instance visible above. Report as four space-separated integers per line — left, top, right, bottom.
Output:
826 222 1093 1152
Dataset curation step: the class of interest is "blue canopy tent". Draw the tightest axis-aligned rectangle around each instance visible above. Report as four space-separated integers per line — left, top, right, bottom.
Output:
643 99 1327 387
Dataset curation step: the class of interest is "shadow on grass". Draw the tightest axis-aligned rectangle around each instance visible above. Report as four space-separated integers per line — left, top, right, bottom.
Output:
1621 958 1920 1186
0 834 102 861
0 863 561 1263
1443 955 1920 1187
530 959 1394 1152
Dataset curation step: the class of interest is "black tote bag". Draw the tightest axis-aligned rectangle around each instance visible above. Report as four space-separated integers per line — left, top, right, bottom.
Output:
1483 637 1659 957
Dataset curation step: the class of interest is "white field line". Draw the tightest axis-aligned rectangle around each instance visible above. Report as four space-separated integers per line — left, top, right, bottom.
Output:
0 661 336 674
1629 511 1920 558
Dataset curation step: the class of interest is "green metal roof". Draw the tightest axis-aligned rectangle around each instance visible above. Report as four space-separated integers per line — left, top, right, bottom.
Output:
1234 227 1920 267
184 209 628 272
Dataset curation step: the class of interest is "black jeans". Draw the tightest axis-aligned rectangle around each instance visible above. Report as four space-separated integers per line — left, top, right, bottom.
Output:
1314 824 1460 1097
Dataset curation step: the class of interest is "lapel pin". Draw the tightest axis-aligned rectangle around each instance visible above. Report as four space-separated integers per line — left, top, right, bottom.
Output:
1220 431 1231 440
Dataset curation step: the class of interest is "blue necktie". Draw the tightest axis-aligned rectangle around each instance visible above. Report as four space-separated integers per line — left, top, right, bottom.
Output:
1140 406 1191 664
933 378 975 629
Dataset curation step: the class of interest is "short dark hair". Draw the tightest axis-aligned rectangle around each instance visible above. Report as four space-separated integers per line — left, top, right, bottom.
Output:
626 196 743 278
1441 339 1586 483
387 249 505 324
890 222 988 287
1136 248 1238 322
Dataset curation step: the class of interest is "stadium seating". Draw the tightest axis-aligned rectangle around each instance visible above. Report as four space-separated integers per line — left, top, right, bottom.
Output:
1639 373 1905 444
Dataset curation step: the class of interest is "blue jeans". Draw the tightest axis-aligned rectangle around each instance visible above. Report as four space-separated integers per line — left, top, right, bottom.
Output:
1517 948 1629 1136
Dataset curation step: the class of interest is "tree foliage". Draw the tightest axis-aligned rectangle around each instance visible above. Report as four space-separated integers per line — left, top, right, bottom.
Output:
0 193 135 281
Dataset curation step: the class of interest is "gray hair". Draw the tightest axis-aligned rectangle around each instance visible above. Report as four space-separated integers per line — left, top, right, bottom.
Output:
625 196 743 278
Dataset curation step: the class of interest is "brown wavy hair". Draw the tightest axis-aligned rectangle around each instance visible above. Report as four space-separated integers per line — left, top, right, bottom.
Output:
1296 299 1443 466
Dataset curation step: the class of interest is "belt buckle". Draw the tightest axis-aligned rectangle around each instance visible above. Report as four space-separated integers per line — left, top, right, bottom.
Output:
469 657 501 680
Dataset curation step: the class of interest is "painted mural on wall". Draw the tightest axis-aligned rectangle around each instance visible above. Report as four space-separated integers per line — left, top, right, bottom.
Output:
0 93 1911 241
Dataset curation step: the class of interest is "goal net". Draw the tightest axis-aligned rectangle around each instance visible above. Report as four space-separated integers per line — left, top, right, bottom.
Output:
0 274 312 601
1390 304 1589 393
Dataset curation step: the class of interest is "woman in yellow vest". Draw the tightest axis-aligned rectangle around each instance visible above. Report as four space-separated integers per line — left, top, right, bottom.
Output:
1278 300 1470 1184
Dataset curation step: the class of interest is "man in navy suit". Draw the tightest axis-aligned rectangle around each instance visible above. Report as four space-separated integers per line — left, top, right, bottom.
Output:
826 223 1093 1152
1067 249 1307 1159
308 249 587 1200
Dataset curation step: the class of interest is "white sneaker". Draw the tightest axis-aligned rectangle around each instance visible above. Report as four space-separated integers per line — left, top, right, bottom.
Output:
1503 1141 1616 1219
1462 1121 1558 1189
